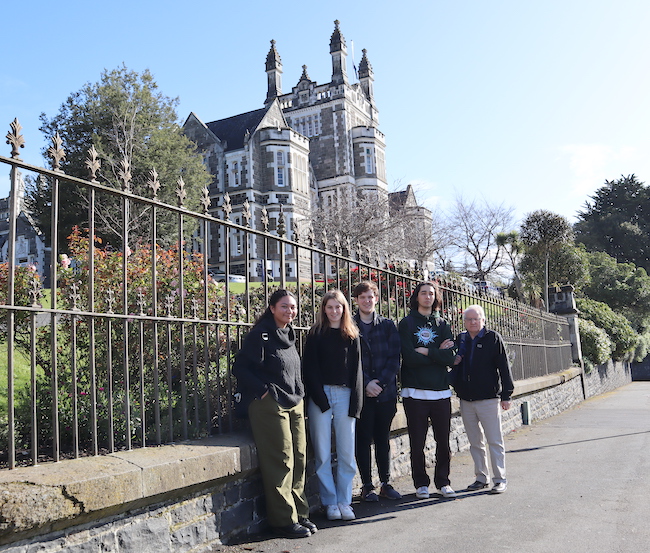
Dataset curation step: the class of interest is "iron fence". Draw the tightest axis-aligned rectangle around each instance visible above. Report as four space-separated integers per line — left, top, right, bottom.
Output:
1 119 572 469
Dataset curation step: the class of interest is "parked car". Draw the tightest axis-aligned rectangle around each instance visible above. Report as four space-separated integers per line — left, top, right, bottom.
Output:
210 273 246 283
459 276 478 293
473 280 501 297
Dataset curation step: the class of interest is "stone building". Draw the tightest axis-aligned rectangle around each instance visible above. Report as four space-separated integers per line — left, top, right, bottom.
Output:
0 171 50 286
184 20 429 279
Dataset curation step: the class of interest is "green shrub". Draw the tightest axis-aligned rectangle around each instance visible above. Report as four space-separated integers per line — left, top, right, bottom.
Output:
579 318 613 370
576 298 638 360
633 330 650 362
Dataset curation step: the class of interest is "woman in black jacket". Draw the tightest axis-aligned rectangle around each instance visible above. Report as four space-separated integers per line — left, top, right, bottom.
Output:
232 289 316 539
303 289 363 522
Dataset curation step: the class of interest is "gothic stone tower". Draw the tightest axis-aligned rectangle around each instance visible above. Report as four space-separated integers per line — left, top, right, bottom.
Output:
183 20 386 280
268 20 388 210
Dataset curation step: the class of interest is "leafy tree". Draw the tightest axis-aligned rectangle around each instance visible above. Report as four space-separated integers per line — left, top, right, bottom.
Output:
496 230 524 299
27 65 211 252
574 174 650 273
519 242 590 296
580 251 650 332
520 210 574 310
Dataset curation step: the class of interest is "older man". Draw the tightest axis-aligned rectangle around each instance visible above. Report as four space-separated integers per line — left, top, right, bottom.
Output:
451 305 514 494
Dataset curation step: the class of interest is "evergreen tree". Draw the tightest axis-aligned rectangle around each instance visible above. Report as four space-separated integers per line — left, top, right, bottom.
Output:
27 65 211 252
574 174 650 272
519 210 574 310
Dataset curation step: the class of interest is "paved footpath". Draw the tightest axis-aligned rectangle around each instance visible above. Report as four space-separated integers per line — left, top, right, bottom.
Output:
212 382 650 553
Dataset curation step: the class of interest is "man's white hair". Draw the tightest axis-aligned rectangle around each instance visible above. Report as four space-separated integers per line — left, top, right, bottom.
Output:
463 304 485 319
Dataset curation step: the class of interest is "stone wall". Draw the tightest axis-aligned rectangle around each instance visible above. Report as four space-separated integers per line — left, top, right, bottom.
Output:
583 360 633 397
0 362 632 552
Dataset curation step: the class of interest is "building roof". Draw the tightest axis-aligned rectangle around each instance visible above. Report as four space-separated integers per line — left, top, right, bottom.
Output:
206 108 269 152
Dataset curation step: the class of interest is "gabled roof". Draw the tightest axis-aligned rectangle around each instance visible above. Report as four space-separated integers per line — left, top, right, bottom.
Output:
206 108 269 152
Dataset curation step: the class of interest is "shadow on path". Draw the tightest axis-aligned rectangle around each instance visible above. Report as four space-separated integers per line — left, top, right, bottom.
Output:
507 429 650 453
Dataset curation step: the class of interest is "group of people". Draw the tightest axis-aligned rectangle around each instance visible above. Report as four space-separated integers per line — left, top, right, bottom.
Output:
233 280 514 539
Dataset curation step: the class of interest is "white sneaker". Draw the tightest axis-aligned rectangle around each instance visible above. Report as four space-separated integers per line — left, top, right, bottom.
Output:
415 486 430 499
439 485 457 498
326 504 342 520
338 503 355 521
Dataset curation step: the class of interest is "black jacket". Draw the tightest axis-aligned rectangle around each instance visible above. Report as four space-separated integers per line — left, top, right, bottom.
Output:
450 329 514 401
232 316 304 414
303 329 364 419
354 312 401 402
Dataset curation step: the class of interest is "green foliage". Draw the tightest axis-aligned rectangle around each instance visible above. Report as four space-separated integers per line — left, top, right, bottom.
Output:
11 228 227 456
520 210 574 255
581 251 650 332
519 210 574 307
575 175 650 274
578 318 614 371
29 65 211 251
633 330 650 363
519 242 590 292
576 298 638 361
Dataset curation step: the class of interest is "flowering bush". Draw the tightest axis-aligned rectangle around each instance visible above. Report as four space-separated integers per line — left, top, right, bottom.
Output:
578 318 614 371
12 227 238 458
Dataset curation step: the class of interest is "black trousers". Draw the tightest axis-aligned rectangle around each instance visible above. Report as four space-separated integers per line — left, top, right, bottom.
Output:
403 396 452 489
355 397 397 486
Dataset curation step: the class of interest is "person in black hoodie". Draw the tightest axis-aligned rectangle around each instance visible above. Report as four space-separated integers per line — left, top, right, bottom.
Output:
450 304 514 494
232 289 316 539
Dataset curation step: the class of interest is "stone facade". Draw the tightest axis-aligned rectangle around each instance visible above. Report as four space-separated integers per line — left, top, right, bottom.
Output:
0 172 50 286
183 20 432 278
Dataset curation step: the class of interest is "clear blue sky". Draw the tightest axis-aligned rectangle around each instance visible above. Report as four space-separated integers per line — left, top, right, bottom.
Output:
2 0 649 225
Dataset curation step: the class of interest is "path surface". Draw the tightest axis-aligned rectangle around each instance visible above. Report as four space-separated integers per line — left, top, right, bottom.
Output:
212 382 650 553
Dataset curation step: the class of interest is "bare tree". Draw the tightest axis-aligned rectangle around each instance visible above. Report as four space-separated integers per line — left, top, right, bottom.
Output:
309 186 445 268
445 195 515 280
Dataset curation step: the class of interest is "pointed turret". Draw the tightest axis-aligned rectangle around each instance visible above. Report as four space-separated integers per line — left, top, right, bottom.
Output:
298 65 311 84
265 40 283 104
329 20 348 86
358 49 374 100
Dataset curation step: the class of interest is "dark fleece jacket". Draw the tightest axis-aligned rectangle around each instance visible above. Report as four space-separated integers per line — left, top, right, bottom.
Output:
232 316 303 411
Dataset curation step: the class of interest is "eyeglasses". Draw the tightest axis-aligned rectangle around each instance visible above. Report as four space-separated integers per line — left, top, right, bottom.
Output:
464 318 482 322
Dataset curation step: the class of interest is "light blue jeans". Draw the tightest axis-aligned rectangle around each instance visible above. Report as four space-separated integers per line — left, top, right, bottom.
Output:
308 385 357 506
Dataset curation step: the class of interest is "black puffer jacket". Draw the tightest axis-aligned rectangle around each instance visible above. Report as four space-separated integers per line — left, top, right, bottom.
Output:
450 329 514 401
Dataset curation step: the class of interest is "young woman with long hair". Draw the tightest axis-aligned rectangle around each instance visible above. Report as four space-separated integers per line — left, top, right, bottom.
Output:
303 289 363 522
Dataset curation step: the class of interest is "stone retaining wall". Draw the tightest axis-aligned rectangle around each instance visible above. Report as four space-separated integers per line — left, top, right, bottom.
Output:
0 361 631 552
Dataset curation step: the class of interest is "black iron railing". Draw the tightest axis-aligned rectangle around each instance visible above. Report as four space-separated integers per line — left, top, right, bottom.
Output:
1 119 572 469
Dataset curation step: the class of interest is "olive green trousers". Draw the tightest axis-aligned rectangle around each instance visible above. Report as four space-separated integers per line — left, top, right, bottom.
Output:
248 395 310 527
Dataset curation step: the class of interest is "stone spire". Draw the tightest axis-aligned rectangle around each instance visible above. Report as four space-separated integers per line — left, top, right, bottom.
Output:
265 39 283 104
358 49 374 100
298 65 311 83
329 20 348 86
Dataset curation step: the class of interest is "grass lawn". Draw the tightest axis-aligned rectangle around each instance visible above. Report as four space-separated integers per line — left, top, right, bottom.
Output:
0 342 32 414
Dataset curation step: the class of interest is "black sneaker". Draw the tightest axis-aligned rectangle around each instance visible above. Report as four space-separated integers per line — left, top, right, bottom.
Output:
361 484 379 502
466 480 489 491
272 523 311 538
379 483 402 500
298 517 318 533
